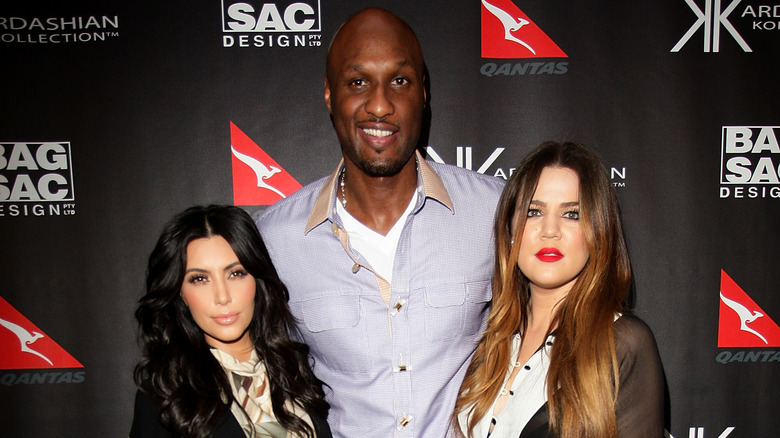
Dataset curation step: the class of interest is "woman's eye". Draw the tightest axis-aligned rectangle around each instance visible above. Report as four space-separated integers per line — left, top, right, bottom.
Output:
526 208 542 218
229 269 248 278
563 210 580 220
188 274 208 284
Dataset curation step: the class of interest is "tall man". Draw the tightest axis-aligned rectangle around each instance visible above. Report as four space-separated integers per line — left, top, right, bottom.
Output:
256 8 504 437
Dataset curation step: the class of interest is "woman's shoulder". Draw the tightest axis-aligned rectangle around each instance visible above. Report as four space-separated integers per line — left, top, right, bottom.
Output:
129 388 243 438
614 313 661 362
129 389 169 438
615 312 655 339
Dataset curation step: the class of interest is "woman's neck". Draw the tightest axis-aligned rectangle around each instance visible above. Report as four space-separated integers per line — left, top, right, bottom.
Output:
207 333 255 362
527 287 568 333
228 344 255 362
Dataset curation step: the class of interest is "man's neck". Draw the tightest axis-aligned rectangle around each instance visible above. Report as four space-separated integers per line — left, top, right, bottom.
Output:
340 158 418 235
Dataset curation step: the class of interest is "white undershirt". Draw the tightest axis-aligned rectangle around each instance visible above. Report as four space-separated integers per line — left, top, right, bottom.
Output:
336 193 417 283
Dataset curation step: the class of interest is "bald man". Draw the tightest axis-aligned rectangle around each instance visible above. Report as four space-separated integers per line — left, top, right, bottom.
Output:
257 8 504 437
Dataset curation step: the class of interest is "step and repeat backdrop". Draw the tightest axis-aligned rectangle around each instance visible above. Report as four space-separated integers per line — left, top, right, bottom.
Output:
1 1 778 436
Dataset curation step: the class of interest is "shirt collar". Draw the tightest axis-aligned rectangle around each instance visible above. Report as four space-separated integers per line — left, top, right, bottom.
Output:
304 150 454 234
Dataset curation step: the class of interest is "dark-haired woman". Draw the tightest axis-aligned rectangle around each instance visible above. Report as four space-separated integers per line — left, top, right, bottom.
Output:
129 205 331 438
454 142 664 438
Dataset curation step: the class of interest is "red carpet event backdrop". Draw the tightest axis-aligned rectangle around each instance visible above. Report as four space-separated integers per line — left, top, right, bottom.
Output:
1 1 778 436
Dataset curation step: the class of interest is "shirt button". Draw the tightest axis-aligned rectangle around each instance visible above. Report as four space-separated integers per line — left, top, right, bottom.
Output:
394 354 411 372
391 298 407 316
396 414 414 430
351 263 360 273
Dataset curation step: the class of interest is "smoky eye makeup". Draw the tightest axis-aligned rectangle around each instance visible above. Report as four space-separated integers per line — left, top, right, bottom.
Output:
229 268 249 278
563 208 580 220
185 271 208 284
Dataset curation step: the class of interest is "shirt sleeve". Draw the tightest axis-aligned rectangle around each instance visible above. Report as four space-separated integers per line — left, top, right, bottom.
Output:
614 314 665 438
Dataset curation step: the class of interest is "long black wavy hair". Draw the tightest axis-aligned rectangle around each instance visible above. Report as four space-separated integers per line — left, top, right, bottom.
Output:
134 205 328 437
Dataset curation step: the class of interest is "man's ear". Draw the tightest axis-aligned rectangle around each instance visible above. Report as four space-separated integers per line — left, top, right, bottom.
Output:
324 76 332 113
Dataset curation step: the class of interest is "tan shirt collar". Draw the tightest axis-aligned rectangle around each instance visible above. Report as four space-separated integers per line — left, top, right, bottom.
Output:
304 150 454 234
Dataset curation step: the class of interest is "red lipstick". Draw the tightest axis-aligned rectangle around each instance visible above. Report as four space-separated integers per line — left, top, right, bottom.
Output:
535 247 563 262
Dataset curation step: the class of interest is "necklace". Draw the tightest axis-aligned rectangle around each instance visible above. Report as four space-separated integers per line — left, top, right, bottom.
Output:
340 157 419 210
340 167 347 209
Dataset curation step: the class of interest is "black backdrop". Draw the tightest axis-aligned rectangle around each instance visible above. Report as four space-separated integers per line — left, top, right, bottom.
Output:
1 1 778 436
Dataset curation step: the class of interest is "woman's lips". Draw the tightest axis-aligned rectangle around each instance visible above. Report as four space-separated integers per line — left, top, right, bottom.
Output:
535 247 563 262
212 313 239 325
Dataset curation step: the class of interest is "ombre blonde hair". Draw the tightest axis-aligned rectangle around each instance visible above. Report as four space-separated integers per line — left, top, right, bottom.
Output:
454 141 632 438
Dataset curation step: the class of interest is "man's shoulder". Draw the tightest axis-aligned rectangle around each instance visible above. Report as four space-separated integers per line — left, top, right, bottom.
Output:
256 175 328 228
427 160 506 197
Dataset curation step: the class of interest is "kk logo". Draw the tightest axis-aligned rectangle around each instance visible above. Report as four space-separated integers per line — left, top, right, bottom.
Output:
671 0 751 52
718 269 780 347
0 296 82 369
230 122 301 206
481 0 566 58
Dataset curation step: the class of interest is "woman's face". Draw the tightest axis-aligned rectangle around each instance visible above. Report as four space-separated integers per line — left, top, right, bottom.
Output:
180 236 256 359
514 166 589 299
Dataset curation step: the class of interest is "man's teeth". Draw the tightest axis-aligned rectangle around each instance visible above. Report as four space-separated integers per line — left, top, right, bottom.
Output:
363 128 393 137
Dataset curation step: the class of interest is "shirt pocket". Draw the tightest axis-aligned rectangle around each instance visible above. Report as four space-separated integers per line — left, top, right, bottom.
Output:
295 294 371 373
423 279 492 342
463 279 493 336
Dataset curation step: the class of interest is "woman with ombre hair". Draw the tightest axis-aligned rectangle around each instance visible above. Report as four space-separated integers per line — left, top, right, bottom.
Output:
454 141 664 438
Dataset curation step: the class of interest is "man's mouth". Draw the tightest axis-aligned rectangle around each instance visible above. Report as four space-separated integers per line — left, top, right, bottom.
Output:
362 127 394 138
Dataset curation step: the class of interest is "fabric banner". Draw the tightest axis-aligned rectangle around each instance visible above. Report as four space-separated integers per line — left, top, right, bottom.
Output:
1 1 777 436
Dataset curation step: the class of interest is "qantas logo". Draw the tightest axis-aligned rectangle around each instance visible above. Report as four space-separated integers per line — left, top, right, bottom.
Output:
718 269 780 347
230 122 301 206
0 317 51 365
0 296 82 370
481 0 566 58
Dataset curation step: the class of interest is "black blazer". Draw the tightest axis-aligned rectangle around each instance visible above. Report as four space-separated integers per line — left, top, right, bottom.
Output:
129 390 333 438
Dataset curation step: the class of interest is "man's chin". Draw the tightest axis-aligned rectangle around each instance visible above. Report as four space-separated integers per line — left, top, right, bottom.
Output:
358 159 410 177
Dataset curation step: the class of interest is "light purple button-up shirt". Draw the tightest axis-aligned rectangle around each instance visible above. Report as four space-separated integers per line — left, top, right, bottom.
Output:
256 153 504 437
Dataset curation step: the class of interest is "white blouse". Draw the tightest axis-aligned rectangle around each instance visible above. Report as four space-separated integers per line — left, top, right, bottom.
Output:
457 332 555 438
